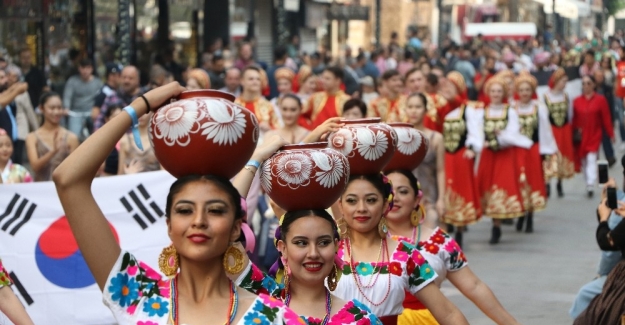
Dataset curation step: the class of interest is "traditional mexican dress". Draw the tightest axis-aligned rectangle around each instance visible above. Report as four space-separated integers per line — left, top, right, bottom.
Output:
0 259 13 289
476 104 533 219
441 105 482 226
104 251 300 325
300 91 350 130
368 95 407 123
1 160 33 184
236 97 282 130
423 93 451 134
390 228 467 325
515 101 558 212
334 239 437 325
235 263 382 325
543 91 575 179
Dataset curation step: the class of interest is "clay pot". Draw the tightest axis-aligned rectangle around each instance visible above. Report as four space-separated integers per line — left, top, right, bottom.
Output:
327 118 397 175
260 142 349 211
383 123 429 172
149 90 259 179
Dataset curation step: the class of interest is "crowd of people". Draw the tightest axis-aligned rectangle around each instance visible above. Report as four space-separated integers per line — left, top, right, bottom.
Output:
1 29 625 324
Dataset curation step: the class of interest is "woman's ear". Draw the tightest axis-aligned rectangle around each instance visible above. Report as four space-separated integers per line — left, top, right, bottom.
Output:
230 219 243 242
277 240 286 257
167 218 172 240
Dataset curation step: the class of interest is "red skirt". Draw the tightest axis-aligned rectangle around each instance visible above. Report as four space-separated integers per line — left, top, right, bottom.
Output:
516 144 547 212
477 147 526 219
443 148 482 226
544 124 575 179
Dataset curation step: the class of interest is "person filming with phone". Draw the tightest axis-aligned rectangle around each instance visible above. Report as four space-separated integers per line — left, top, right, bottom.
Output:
573 156 625 324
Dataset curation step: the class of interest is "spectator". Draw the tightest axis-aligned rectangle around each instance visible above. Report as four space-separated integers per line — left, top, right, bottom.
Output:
117 110 159 175
100 103 123 177
266 46 289 99
0 81 29 150
310 52 326 75
359 76 379 106
454 46 477 99
25 92 79 182
207 53 226 90
234 42 257 71
0 128 32 184
295 65 317 104
287 34 300 59
219 67 242 98
4 65 38 164
397 51 415 76
63 59 103 139
92 63 122 123
95 66 144 131
186 69 210 90
19 48 47 108
580 50 600 78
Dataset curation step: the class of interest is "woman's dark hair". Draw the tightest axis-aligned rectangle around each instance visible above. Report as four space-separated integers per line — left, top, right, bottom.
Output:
343 98 367 117
280 209 339 240
385 169 418 195
104 101 124 120
407 92 428 108
426 73 439 87
346 174 392 201
39 91 61 107
279 93 302 109
165 174 245 221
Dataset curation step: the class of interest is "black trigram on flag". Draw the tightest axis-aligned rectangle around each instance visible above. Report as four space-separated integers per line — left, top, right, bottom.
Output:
120 184 164 229
0 194 36 236
9 271 34 305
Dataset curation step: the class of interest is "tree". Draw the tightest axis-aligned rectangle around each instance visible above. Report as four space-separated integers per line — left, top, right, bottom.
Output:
606 0 625 17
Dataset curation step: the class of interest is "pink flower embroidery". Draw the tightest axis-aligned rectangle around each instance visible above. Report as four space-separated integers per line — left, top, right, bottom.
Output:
260 294 283 308
127 304 137 315
139 262 161 281
444 240 461 253
284 307 307 325
127 265 138 276
357 317 372 325
137 321 159 325
334 303 356 323
411 250 427 266
251 265 264 281
158 280 171 298
392 250 409 262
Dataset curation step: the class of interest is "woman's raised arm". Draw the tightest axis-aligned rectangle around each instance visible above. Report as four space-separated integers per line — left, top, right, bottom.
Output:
52 82 186 290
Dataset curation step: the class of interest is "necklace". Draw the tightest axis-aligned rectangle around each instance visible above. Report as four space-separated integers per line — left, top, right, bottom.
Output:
412 225 422 245
285 288 332 325
169 275 238 325
345 237 391 306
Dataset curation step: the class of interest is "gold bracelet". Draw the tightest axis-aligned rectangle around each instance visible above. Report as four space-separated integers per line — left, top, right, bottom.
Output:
243 165 257 175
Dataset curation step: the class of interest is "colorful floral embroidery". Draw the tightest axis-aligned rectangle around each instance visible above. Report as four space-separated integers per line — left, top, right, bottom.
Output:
0 259 12 288
418 228 468 273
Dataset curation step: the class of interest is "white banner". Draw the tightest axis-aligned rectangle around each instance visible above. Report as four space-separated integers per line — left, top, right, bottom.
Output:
0 171 176 324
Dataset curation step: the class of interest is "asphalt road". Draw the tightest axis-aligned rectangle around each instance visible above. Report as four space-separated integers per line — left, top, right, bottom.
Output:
440 157 624 325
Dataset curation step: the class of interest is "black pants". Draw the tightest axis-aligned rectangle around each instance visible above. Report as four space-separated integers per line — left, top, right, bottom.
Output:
11 139 25 165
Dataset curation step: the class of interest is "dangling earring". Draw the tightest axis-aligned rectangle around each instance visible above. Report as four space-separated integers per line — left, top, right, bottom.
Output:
158 244 179 277
283 264 291 300
378 217 388 238
223 243 245 275
410 206 424 227
337 217 348 239
326 264 339 291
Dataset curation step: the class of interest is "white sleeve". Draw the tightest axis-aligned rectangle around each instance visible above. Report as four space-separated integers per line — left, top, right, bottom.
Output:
538 105 558 155
465 106 484 152
497 108 533 149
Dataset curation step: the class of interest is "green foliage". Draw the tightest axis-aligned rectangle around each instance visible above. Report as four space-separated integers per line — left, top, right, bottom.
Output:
606 0 625 17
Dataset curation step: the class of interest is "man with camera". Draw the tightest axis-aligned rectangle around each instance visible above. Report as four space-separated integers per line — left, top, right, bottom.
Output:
571 157 625 324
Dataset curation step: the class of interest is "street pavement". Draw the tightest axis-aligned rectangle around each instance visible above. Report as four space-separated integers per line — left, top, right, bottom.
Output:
440 158 624 325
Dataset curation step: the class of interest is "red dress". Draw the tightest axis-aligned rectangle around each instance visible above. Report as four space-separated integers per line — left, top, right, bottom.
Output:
572 93 614 170
368 95 407 122
442 105 482 226
477 105 531 219
515 103 547 212
423 93 451 133
543 92 575 179
299 91 350 130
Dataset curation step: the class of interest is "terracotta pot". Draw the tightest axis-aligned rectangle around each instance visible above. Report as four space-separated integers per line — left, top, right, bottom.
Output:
260 142 349 211
149 90 259 179
383 123 429 172
327 118 397 175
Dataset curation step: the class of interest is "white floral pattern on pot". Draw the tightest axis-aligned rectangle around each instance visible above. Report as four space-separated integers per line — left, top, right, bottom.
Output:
395 128 422 155
274 153 313 189
356 128 388 161
328 129 354 157
311 151 346 188
201 99 247 145
152 99 203 146
260 161 273 193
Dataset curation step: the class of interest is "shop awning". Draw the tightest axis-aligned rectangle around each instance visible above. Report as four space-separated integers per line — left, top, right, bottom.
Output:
535 0 591 19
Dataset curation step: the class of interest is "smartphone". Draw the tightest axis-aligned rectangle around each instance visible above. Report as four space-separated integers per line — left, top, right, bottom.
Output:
598 160 609 185
607 187 618 209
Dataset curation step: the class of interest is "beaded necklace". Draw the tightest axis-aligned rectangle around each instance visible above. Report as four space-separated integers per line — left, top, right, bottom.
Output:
169 275 238 325
285 288 332 325
345 237 391 306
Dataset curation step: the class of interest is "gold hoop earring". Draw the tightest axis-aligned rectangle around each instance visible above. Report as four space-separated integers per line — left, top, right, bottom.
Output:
223 243 245 275
327 264 339 291
378 217 388 238
337 217 348 239
410 207 423 227
158 244 179 277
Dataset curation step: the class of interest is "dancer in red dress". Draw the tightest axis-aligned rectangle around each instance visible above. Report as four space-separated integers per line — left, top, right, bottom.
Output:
476 77 533 244
300 67 350 130
513 72 558 233
543 68 575 197
572 75 614 197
